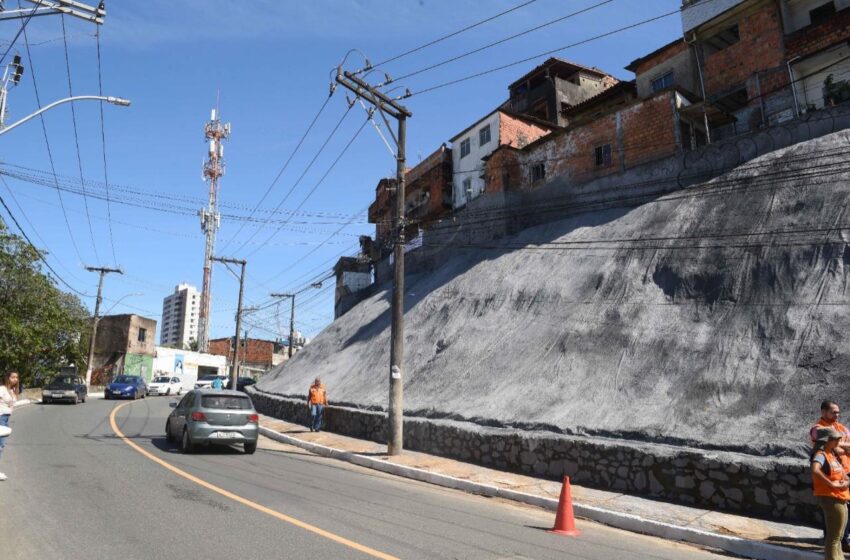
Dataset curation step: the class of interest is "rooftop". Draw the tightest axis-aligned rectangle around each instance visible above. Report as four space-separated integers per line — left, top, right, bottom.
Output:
507 57 613 91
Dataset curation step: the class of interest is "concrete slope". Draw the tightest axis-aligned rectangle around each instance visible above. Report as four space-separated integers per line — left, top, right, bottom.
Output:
259 130 850 458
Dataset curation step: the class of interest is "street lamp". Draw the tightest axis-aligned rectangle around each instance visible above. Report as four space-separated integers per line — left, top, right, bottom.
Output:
0 95 131 137
103 292 143 315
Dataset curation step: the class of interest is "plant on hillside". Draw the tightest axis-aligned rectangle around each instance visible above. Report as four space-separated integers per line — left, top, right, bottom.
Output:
0 222 90 386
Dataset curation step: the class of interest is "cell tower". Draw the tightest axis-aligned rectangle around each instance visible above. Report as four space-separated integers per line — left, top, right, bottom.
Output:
197 107 230 352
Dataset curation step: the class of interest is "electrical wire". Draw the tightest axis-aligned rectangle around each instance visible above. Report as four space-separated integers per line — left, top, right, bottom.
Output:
94 25 118 266
60 14 99 262
0 0 38 66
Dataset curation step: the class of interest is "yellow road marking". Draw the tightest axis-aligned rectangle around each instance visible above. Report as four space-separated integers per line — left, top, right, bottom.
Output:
109 401 400 560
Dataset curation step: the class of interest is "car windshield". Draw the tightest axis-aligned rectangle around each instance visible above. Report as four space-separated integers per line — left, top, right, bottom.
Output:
50 376 75 385
112 376 137 384
153 376 171 383
201 395 252 410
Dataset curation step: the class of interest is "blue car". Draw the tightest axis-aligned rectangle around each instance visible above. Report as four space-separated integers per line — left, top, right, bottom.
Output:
105 375 148 400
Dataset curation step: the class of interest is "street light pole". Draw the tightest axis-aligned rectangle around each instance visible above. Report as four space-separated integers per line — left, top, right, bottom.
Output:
212 256 246 389
84 266 123 389
0 95 130 137
335 67 411 456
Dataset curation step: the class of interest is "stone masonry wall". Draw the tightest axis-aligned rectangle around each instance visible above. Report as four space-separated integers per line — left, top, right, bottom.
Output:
248 388 818 525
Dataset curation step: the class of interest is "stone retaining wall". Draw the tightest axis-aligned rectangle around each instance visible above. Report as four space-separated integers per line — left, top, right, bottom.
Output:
248 388 818 525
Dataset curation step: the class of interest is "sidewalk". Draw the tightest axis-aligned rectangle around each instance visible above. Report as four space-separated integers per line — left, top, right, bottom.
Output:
258 415 822 560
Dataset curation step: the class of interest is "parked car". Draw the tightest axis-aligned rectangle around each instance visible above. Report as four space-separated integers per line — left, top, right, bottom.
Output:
165 389 258 454
236 377 256 392
42 374 87 404
194 374 229 390
105 375 148 400
148 376 183 396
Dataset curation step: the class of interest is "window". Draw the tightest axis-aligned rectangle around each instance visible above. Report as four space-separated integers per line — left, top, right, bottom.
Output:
138 328 147 343
531 163 546 183
810 2 836 25
703 25 739 55
462 178 472 197
478 124 491 146
594 144 612 167
460 138 471 158
651 71 674 92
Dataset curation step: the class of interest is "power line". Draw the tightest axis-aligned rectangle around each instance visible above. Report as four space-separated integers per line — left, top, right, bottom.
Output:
408 9 679 98
60 14 99 262
19 20 85 264
391 0 614 83
221 94 335 252
364 0 540 71
0 1 39 66
94 25 118 266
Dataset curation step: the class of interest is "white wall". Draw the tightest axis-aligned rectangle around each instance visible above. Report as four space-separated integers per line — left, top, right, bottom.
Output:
451 111 501 209
153 347 226 390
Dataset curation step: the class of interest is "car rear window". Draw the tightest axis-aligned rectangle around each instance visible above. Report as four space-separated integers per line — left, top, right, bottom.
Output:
201 395 252 410
51 376 75 385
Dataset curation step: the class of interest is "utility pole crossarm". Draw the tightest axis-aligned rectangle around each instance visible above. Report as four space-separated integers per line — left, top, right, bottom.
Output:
1 0 106 24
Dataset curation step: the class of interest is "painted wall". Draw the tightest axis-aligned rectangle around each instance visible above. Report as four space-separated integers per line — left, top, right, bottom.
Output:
154 346 226 390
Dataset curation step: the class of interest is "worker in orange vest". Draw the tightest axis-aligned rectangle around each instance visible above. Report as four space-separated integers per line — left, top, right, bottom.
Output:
307 378 328 432
812 427 850 560
811 400 850 552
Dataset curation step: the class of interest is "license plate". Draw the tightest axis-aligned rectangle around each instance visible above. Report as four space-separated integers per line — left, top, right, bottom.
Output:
211 432 238 439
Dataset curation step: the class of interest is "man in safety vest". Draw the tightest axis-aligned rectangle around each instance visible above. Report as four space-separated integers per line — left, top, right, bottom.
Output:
307 378 328 432
811 400 850 552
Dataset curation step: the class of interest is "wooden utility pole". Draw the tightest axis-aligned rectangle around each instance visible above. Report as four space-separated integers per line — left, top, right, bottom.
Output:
84 265 122 389
335 67 411 455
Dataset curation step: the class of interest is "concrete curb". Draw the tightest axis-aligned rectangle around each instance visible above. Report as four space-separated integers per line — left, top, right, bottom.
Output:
259 425 820 560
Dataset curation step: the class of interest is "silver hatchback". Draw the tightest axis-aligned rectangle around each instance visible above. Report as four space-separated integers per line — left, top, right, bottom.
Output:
166 389 259 454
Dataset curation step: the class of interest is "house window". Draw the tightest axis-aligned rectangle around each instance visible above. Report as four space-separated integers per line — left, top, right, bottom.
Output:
460 138 471 158
810 2 836 25
651 71 674 92
594 144 612 167
479 124 491 146
703 24 739 55
462 178 472 197
531 163 546 183
138 328 147 343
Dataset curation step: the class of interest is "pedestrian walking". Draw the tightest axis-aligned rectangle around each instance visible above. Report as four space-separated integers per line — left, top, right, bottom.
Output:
811 400 850 552
211 376 223 390
0 371 20 482
812 427 850 560
307 377 327 432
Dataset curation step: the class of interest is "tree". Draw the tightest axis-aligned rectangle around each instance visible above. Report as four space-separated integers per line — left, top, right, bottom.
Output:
0 222 90 386
187 338 199 352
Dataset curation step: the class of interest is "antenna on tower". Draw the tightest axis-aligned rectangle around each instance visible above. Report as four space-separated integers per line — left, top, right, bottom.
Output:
197 101 231 353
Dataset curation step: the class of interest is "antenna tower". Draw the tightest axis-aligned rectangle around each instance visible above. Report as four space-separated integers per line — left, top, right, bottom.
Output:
197 106 230 352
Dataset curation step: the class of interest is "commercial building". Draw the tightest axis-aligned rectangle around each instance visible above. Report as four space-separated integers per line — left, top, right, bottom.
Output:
92 314 157 381
153 346 226 389
160 283 200 349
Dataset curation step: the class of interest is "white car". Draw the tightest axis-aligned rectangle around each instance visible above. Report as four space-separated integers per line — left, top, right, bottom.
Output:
148 376 183 396
194 374 229 390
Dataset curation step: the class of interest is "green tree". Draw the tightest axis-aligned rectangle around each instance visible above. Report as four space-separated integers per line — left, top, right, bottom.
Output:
0 222 90 386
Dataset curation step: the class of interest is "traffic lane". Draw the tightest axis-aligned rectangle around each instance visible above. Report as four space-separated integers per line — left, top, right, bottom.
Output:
119 397 731 560
0 399 370 560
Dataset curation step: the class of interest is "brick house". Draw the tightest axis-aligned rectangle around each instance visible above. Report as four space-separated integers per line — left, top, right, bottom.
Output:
208 337 276 375
93 314 157 381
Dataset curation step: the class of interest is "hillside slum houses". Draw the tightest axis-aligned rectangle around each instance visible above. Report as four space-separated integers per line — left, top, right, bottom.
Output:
334 0 850 317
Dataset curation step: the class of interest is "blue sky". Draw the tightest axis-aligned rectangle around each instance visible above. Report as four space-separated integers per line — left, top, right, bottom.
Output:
0 0 684 342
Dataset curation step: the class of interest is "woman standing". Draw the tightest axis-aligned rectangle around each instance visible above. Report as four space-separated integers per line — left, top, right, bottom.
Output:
0 370 19 481
812 426 850 560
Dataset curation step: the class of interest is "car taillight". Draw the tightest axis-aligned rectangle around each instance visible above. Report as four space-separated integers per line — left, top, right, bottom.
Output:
191 411 206 421
248 414 258 424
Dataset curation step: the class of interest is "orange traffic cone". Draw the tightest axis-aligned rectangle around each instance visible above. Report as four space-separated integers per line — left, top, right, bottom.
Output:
549 476 581 536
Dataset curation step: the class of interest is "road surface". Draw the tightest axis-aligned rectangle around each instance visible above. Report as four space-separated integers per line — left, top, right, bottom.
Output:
0 397 733 559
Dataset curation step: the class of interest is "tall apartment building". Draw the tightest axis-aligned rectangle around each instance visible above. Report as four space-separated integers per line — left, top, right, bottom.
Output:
160 283 200 349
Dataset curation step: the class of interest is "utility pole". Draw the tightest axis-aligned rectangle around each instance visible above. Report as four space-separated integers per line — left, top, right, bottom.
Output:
211 256 245 389
197 106 230 353
271 293 296 358
0 1 106 24
335 67 411 456
84 265 122 389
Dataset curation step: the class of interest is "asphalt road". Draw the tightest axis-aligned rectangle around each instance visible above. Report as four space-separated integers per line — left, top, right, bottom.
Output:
0 397 733 560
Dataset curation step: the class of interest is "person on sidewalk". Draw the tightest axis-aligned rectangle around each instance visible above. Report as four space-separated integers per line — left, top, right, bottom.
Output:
307 378 327 432
812 427 850 560
211 376 223 391
0 371 20 482
811 400 850 551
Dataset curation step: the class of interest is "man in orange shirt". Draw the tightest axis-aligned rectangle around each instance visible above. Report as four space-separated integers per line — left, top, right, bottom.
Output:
307 378 328 432
811 400 850 552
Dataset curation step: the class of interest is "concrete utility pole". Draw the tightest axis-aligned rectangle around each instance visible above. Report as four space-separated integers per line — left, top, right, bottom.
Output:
271 293 297 358
197 106 231 353
211 256 245 389
84 265 122 389
335 67 412 456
